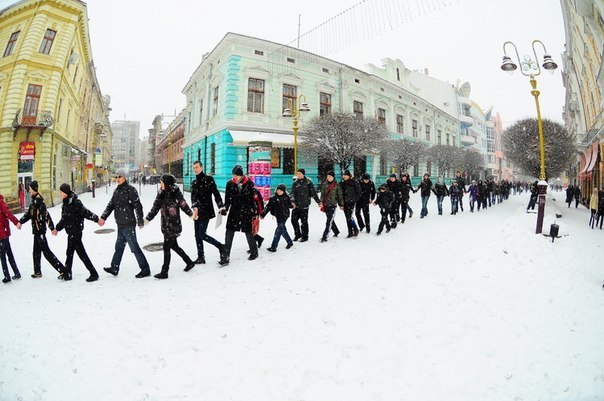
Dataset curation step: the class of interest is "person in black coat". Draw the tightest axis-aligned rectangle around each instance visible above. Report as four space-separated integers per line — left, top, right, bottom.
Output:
565 185 574 208
190 160 224 264
399 173 414 223
19 180 66 279
416 173 433 218
373 184 393 235
54 184 101 282
526 180 539 212
432 177 449 215
340 170 361 237
99 168 151 278
574 186 582 208
454 171 466 212
385 174 402 227
219 165 259 266
355 173 376 233
448 180 462 215
290 168 321 242
145 174 195 279
261 184 294 252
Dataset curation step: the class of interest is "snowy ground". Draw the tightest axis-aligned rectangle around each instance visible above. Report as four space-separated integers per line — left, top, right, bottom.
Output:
0 182 603 401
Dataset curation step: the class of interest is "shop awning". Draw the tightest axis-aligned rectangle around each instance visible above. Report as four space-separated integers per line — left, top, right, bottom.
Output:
579 142 599 177
228 130 300 148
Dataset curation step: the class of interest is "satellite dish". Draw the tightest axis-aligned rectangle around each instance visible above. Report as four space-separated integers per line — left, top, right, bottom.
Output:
459 82 471 98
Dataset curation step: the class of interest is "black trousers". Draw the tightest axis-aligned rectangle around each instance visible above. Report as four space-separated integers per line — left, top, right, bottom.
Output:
291 208 309 239
162 236 193 271
399 200 409 223
65 233 96 275
343 202 359 235
224 229 257 259
33 233 64 275
355 202 370 230
378 209 391 233
322 205 340 240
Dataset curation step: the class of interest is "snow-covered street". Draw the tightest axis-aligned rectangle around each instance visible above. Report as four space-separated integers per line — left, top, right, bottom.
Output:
0 183 603 401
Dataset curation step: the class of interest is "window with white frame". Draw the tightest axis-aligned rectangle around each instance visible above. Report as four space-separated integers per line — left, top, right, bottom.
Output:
247 78 265 113
396 114 404 133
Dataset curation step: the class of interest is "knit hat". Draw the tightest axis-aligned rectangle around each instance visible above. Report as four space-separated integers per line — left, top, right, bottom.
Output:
297 168 306 176
232 165 244 176
326 171 335 178
343 170 352 177
277 184 287 192
115 168 128 179
379 184 388 191
389 173 397 178
362 173 370 180
59 183 71 194
29 180 39 192
161 174 176 187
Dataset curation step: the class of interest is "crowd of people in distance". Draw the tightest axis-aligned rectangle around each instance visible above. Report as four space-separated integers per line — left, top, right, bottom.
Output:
0 160 598 285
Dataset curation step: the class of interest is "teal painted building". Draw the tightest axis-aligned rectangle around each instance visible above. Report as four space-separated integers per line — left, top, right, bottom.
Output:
181 33 461 192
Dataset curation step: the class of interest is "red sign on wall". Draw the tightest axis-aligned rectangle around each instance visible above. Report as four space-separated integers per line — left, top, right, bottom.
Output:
19 142 35 160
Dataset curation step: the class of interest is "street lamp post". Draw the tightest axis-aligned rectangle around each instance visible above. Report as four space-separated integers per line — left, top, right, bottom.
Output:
500 40 558 234
282 94 310 172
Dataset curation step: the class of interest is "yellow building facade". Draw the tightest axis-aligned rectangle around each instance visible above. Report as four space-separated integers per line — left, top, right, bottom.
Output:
0 0 111 207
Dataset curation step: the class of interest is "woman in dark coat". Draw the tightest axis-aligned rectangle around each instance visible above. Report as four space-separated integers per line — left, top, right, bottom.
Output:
219 165 259 266
145 174 195 279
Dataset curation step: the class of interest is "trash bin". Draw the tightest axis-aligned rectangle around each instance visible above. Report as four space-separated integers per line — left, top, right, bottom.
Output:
549 223 559 242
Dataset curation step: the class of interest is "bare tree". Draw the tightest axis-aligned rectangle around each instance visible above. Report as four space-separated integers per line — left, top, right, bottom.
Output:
301 112 389 174
426 144 460 177
502 118 575 179
457 149 484 180
387 138 428 175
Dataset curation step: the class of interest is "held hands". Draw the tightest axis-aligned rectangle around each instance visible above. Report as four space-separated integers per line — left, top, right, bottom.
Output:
16 222 21 230
98 218 105 227
51 229 58 236
219 207 227 216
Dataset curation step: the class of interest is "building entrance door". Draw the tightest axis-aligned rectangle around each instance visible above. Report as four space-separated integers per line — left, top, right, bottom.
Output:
18 159 34 210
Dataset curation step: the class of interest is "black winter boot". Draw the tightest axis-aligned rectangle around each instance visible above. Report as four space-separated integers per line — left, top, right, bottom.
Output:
154 269 169 279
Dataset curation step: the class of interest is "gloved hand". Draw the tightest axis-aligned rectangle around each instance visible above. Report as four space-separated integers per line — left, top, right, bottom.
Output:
143 218 150 226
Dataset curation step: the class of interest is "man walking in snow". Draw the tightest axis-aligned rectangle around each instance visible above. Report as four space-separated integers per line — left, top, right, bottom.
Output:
290 168 320 242
98 168 151 278
19 180 66 279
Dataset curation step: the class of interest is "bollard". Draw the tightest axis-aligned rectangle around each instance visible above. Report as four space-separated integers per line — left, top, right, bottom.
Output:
91 180 96 198
549 223 559 243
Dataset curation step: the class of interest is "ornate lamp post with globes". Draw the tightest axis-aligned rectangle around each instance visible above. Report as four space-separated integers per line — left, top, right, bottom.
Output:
500 40 558 234
282 94 310 173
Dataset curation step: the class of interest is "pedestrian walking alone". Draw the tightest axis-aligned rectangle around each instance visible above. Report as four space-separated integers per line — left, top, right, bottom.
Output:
99 168 151 278
19 181 66 279
190 160 224 264
0 194 21 283
145 174 196 279
54 183 101 282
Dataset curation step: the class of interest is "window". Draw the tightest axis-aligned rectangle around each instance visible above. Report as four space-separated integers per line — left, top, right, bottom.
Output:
446 133 450 145
437 129 442 145
412 119 418 137
210 143 217 174
72 65 78 84
425 125 431 141
283 148 295 174
377 108 386 125
396 68 400 81
198 100 203 124
353 100 363 117
322 67 329 73
413 163 418 177
23 84 42 125
320 92 331 116
287 57 295 63
57 98 63 124
380 153 388 176
254 50 264 56
354 78 360 84
3 31 20 57
247 78 264 113
452 136 456 146
426 161 432 175
213 86 219 116
396 114 404 133
282 84 297 112
39 29 56 54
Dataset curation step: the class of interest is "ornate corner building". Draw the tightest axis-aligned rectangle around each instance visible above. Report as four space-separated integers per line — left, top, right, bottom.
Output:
0 0 112 207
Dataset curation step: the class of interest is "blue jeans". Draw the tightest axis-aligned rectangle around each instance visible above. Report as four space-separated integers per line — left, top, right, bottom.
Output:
271 220 293 249
421 196 430 217
194 218 222 257
110 226 150 272
436 196 445 214
450 197 459 214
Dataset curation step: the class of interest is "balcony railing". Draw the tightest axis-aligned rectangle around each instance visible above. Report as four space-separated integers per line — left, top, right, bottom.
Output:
12 109 53 137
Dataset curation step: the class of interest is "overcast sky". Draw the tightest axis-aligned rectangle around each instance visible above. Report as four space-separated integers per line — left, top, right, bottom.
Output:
1 0 566 136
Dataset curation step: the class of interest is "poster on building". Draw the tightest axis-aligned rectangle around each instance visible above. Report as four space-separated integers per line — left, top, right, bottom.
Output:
18 142 35 160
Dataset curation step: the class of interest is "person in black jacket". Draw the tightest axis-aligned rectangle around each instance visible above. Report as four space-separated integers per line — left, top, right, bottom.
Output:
261 184 294 252
432 177 449 215
190 160 224 264
218 165 258 266
340 170 361 237
386 174 402 228
399 173 414 223
290 168 321 242
19 180 66 279
54 184 101 282
99 168 151 278
448 180 462 215
574 186 582 208
454 171 466 212
145 174 195 279
373 184 393 235
416 173 433 218
355 173 376 233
